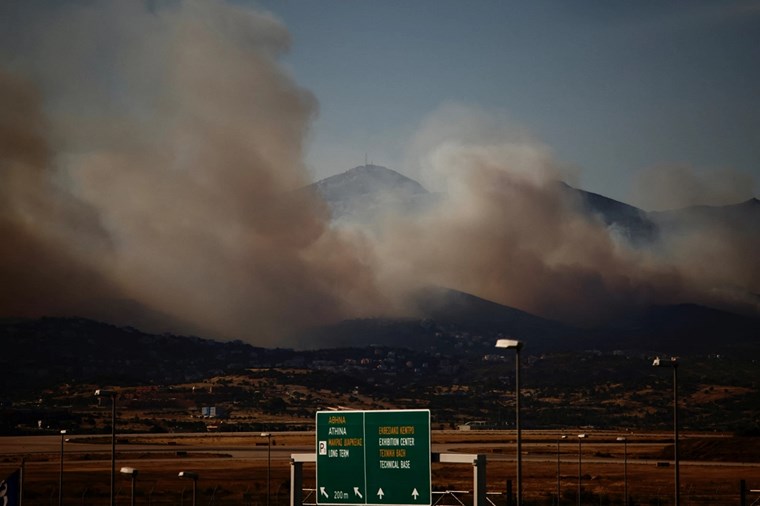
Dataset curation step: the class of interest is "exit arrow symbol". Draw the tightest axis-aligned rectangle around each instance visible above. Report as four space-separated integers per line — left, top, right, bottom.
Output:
354 487 363 499
377 488 385 500
320 487 329 498
412 488 420 500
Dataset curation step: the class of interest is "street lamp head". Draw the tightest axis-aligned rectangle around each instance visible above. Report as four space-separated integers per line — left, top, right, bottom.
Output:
617 436 626 442
561 435 567 440
95 389 116 397
652 356 679 367
578 434 587 439
120 467 138 477
178 471 198 480
260 432 271 437
495 338 523 350
60 429 67 435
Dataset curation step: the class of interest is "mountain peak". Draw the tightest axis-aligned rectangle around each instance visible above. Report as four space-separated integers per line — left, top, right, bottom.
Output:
308 164 435 225
314 164 428 197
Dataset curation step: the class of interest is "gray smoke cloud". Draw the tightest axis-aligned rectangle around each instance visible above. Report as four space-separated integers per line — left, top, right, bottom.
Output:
371 105 694 325
1 2 757 346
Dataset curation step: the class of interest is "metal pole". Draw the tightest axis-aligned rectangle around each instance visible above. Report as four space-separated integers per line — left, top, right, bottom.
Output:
556 436 564 505
192 479 197 506
111 396 116 506
473 454 487 506
623 439 628 506
653 357 680 506
290 458 304 506
556 437 560 505
577 437 582 506
673 365 680 506
495 339 524 506
20 455 25 506
267 434 271 506
515 347 522 506
59 430 66 506
130 475 135 506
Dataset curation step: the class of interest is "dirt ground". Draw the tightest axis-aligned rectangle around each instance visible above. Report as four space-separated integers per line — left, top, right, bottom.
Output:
2 431 759 506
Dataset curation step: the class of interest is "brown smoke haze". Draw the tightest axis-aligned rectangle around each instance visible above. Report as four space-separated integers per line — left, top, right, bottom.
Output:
631 164 756 212
380 106 758 323
629 165 759 313
373 107 687 325
0 1 388 345
1 2 757 346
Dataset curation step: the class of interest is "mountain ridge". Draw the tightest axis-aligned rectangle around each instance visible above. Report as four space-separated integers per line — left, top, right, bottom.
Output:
311 164 757 248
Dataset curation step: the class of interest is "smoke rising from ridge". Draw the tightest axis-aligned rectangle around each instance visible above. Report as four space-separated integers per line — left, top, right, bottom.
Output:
370 106 692 325
1 2 757 346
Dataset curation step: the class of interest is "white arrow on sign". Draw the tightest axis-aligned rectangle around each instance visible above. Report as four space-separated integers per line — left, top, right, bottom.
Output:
377 488 385 500
320 487 329 498
412 488 420 500
353 487 363 499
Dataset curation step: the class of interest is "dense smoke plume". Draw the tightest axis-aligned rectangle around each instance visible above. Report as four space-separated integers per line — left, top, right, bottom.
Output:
375 105 758 323
628 165 759 313
1 2 757 346
370 105 688 325
0 1 387 344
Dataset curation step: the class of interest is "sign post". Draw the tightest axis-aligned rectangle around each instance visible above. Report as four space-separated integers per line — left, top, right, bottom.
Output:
316 410 431 506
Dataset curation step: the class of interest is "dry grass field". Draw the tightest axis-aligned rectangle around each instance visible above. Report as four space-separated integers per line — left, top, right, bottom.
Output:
3 431 760 506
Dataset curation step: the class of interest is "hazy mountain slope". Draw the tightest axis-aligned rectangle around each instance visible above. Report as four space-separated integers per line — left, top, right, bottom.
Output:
648 198 760 307
410 286 585 347
651 197 760 234
567 184 659 245
295 287 584 352
3 296 759 405
595 303 760 354
296 286 760 356
0 317 282 398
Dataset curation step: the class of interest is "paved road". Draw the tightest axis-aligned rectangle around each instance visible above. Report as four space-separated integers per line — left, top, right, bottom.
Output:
2 431 758 469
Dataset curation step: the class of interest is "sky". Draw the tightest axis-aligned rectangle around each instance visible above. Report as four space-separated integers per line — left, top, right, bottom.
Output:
0 0 758 346
254 0 760 207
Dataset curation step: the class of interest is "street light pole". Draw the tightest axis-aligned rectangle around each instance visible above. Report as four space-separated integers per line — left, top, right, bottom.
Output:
120 467 138 506
95 389 117 506
617 437 628 506
577 434 587 506
557 435 566 505
59 430 66 506
179 471 199 506
653 357 680 506
495 339 524 506
261 432 272 506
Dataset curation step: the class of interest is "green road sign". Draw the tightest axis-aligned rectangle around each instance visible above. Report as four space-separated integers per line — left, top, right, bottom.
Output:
364 410 431 505
316 410 431 506
316 411 367 504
